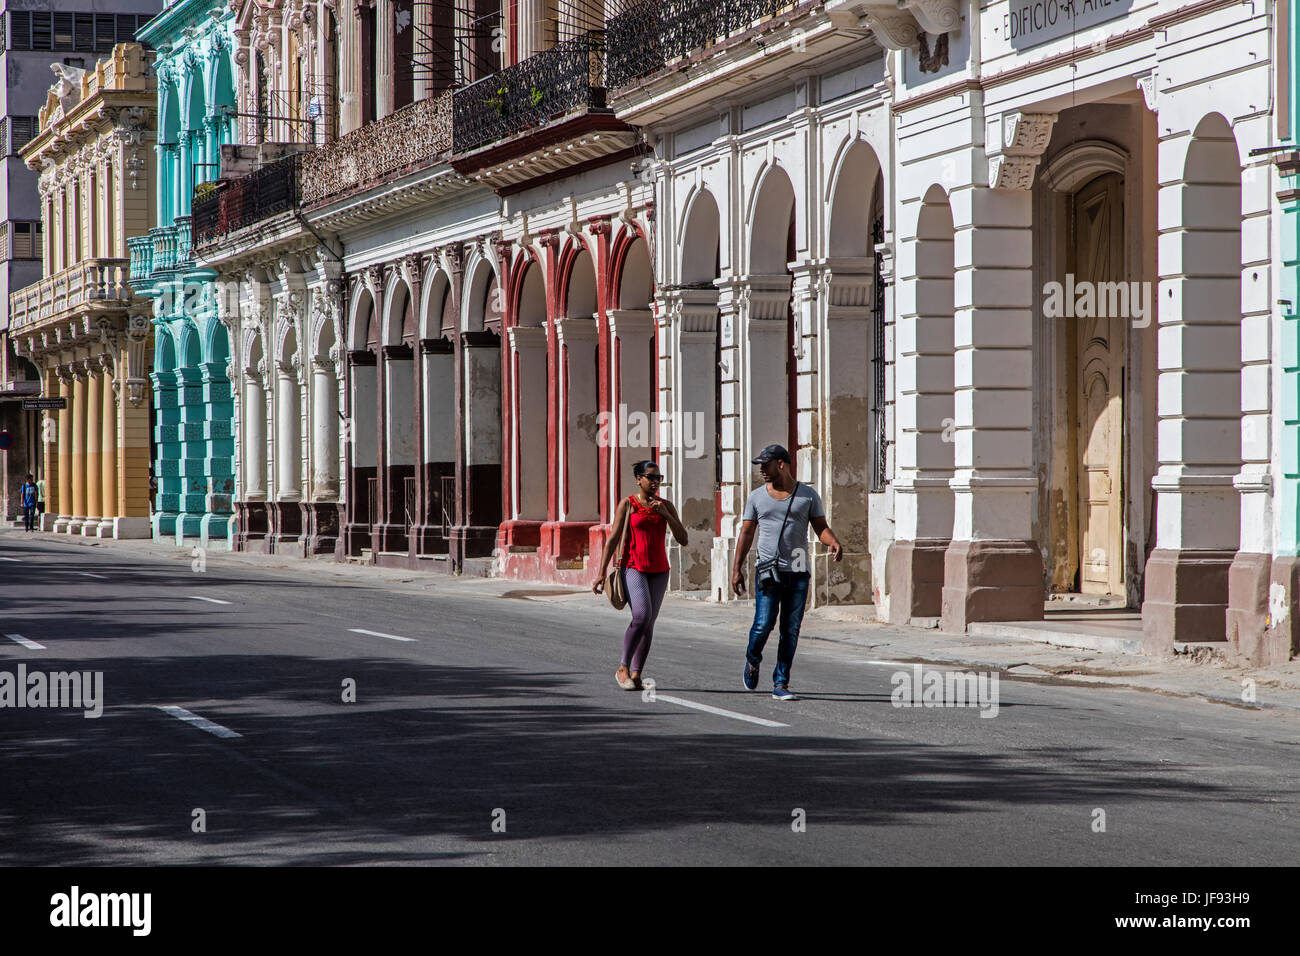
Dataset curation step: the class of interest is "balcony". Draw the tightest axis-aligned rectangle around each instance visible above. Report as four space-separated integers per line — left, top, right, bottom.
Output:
606 0 885 125
606 0 797 88
301 92 452 206
450 32 636 190
193 152 302 249
8 258 133 334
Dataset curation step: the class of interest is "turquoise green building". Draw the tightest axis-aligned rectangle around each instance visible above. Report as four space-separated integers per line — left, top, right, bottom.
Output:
127 0 237 545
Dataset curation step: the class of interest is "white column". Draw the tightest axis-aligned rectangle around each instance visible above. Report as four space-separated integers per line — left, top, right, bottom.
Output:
312 357 339 498
244 371 267 499
276 361 302 500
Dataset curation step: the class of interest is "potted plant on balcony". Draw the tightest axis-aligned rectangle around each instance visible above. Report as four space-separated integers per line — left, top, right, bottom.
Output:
487 82 510 117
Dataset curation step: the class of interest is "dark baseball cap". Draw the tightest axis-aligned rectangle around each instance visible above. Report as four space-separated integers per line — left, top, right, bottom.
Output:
752 443 791 464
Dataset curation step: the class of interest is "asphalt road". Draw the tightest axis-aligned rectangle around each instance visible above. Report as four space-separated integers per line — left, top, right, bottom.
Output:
1 534 1298 866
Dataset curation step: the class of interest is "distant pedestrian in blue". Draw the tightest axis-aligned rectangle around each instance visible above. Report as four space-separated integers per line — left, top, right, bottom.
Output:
19 474 38 532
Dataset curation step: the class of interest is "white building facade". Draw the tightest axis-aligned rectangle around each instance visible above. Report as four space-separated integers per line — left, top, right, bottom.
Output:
611 0 900 608
886 0 1290 660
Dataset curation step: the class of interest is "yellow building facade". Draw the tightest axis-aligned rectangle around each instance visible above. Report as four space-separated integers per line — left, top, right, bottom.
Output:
8 44 156 537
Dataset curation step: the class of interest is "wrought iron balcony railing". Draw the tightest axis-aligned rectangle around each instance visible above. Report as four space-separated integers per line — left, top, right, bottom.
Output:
607 0 797 88
193 152 303 248
301 92 452 205
8 258 133 333
452 32 608 156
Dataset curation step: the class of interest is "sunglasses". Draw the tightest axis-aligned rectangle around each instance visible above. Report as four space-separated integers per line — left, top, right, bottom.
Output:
641 474 663 483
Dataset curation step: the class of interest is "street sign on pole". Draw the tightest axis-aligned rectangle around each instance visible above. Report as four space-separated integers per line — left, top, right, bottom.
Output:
21 398 66 410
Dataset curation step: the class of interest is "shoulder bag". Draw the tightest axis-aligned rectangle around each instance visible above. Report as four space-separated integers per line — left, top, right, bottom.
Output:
754 482 799 591
604 496 635 610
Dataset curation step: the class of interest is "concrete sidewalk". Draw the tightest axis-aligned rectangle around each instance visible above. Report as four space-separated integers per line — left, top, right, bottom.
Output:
5 525 1300 715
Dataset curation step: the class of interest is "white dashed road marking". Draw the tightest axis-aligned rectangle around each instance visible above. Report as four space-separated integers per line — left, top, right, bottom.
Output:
5 634 45 650
187 596 232 605
348 628 416 643
156 705 242 739
654 694 789 728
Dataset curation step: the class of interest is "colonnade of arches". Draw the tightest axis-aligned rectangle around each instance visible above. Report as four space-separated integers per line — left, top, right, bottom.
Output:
495 227 656 578
150 310 235 542
237 296 342 555
662 138 884 603
342 251 507 567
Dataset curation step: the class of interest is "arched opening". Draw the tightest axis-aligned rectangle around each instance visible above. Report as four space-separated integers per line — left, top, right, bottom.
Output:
673 189 722 589
160 84 180 225
461 259 503 543
559 248 599 521
420 270 455 545
609 235 655 523
822 139 883 604
347 290 380 551
509 261 549 522
185 79 208 216
383 279 417 547
747 165 798 474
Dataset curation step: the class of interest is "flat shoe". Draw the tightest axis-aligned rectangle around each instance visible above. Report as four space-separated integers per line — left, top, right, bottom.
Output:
616 671 637 690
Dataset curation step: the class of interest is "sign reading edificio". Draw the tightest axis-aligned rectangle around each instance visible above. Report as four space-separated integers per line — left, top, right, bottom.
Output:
988 0 1133 54
22 397 67 410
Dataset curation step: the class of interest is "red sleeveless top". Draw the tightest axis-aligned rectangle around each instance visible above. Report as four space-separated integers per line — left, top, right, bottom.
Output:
623 495 670 574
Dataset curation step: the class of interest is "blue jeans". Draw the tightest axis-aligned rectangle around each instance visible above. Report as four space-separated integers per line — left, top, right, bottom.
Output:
746 571 810 688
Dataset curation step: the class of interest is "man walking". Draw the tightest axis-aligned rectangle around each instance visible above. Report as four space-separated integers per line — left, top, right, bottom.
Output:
732 444 842 700
19 474 38 532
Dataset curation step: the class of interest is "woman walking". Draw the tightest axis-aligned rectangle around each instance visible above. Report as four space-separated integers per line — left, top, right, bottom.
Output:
593 460 688 690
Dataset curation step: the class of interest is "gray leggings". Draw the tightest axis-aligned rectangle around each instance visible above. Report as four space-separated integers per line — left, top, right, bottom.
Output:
622 568 669 673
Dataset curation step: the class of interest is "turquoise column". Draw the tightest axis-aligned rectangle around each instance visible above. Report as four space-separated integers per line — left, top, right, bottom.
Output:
151 364 182 538
199 356 235 544
1282 0 1300 556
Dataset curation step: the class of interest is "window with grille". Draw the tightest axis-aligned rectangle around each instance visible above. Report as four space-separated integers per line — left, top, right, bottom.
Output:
6 11 151 51
3 117 37 155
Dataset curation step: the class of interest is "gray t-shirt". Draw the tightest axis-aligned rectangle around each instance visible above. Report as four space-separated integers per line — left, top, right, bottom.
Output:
743 483 824 573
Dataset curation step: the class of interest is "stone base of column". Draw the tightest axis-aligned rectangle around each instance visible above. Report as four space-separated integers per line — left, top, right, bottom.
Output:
52 515 72 533
374 521 409 554
1227 551 1270 664
410 522 450 556
1263 556 1300 664
342 521 376 558
81 518 102 537
198 514 234 551
305 502 342 557
108 517 152 539
67 517 86 534
941 539 1044 633
268 501 305 554
814 550 872 607
1141 549 1233 653
540 521 595 571
41 513 60 531
886 538 949 624
711 535 739 603
668 536 713 591
448 523 499 562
